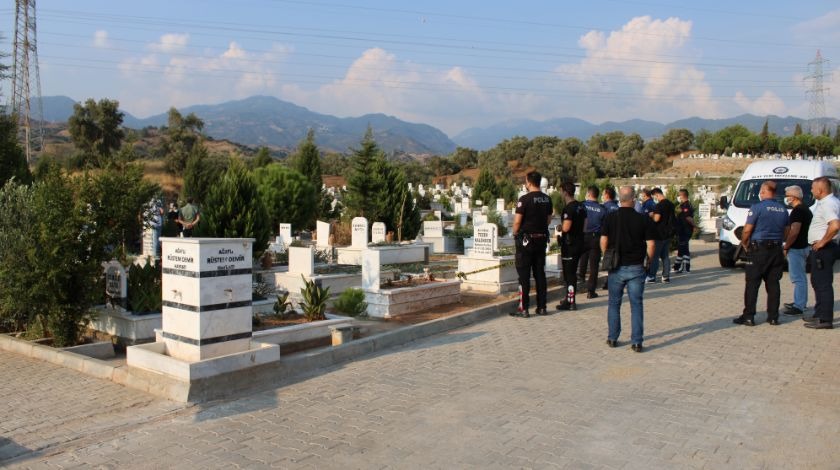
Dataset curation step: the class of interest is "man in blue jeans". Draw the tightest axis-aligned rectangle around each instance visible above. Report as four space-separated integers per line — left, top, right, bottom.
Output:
600 186 657 352
782 185 812 316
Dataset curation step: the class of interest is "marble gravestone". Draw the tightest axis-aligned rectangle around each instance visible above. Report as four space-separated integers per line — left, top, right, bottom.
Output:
496 198 505 212
278 223 292 247
159 237 254 362
102 260 127 309
352 217 369 248
371 222 387 243
316 220 331 248
424 220 444 238
472 224 498 259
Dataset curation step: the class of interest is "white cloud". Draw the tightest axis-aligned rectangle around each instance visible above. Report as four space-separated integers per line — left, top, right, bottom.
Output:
149 33 190 53
117 40 292 116
792 9 840 45
92 30 110 48
555 16 720 122
279 48 492 133
734 91 786 116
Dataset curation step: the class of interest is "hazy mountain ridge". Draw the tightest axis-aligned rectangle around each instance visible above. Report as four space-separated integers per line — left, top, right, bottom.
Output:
38 96 837 154
453 114 839 150
38 95 457 155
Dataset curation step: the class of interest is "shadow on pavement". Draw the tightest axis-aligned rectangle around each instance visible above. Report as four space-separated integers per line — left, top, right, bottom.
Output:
400 331 485 352
643 315 739 351
0 437 35 465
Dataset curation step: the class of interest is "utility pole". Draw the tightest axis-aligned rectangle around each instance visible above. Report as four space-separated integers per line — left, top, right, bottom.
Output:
805 50 829 136
11 0 43 164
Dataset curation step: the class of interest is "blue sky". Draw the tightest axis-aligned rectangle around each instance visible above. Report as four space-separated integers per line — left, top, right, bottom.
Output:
4 0 839 135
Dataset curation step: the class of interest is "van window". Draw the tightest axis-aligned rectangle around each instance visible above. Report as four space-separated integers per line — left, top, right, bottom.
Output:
733 179 815 208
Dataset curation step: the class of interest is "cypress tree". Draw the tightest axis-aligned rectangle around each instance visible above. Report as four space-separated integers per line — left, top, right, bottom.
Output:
794 123 803 136
196 159 271 257
345 128 388 220
290 129 322 192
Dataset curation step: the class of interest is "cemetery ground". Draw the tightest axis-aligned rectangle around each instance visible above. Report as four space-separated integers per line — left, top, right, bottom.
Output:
2 240 839 469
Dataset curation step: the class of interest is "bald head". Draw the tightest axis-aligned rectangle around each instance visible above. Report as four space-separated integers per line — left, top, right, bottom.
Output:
618 186 636 206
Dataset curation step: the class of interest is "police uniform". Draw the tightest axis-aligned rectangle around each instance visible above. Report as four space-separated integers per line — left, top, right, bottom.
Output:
578 200 606 296
557 199 587 310
735 198 790 325
674 201 695 272
603 200 619 213
514 191 553 315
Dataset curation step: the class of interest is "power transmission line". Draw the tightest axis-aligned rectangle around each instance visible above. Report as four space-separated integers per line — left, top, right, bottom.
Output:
11 0 43 164
805 50 830 135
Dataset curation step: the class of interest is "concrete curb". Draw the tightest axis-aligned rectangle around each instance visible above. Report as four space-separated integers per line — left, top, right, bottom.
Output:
0 334 117 381
0 286 567 403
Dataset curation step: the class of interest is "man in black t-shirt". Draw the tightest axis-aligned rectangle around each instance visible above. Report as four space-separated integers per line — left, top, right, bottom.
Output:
646 187 675 283
556 181 587 311
673 189 696 273
510 171 554 317
600 186 657 352
782 185 813 316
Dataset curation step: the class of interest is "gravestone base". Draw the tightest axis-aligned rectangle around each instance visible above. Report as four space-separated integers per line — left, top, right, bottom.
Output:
457 255 521 294
365 280 461 318
90 306 161 345
127 340 280 382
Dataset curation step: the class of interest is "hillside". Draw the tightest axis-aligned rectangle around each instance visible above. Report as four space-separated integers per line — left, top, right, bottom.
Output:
38 95 457 156
454 115 839 150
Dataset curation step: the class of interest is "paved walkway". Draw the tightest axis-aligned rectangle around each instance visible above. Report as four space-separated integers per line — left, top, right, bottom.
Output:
3 241 839 469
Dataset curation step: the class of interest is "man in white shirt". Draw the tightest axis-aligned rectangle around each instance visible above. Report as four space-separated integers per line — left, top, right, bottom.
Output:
803 177 840 330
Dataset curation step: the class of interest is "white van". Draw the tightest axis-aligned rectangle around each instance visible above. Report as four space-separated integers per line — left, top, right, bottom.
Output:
718 160 840 267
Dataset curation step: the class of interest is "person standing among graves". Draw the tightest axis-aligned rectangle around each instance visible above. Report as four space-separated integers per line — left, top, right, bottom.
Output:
149 200 164 258
601 186 656 352
733 181 789 327
646 187 675 283
673 189 696 273
781 185 812 317
578 185 606 299
640 189 656 218
602 186 619 214
177 198 201 237
803 177 840 330
167 201 181 237
510 171 553 318
556 181 587 311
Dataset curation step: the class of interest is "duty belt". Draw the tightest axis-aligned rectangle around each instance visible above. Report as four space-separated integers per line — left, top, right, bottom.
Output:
750 240 782 247
527 233 547 238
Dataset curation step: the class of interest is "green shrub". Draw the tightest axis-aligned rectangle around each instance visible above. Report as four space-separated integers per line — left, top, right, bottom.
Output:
127 260 162 313
273 291 293 318
332 288 368 317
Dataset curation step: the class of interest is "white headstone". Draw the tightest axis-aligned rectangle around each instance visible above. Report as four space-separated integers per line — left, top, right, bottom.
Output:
158 237 254 361
362 249 381 292
424 220 444 238
371 222 387 243
102 260 127 307
141 228 155 260
352 217 369 249
475 199 483 207
699 203 712 220
472 224 498 259
496 198 505 212
459 212 468 226
473 210 487 227
434 210 442 220
278 223 292 246
316 220 330 248
288 246 314 276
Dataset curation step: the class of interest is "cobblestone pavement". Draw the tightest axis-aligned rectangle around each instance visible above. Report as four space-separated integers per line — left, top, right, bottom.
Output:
3 241 839 469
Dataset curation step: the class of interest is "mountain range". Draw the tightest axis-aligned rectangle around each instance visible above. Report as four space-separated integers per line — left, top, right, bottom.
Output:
453 115 839 150
38 95 836 154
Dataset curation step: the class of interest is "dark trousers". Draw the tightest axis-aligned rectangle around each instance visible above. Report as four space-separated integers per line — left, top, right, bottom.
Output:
561 242 583 291
809 242 837 323
515 237 548 311
743 243 784 320
578 233 601 294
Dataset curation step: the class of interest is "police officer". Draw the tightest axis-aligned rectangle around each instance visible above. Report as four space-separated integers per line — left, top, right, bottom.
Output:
733 181 790 326
511 171 553 318
557 181 587 311
602 186 619 213
578 185 606 299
